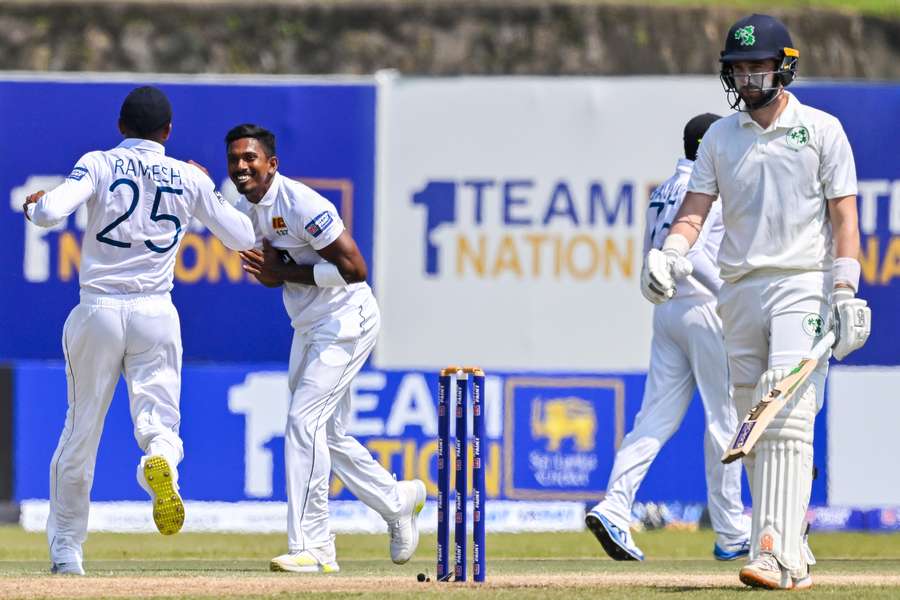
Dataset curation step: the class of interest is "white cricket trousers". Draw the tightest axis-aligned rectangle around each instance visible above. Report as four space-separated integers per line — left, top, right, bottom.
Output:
47 292 184 565
598 295 749 541
285 298 402 551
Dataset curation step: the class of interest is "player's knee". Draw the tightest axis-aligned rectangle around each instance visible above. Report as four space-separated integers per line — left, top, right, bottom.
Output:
754 368 817 444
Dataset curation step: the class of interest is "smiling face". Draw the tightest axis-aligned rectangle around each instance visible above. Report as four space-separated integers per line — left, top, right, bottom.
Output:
226 137 278 203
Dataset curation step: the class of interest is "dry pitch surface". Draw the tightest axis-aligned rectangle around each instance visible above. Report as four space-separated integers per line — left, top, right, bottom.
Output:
3 527 900 599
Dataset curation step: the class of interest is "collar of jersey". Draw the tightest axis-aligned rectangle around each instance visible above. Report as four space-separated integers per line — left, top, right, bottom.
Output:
675 157 694 174
117 138 165 154
738 91 802 131
250 172 282 208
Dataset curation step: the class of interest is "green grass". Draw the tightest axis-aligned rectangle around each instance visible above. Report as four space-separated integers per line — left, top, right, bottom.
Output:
2 527 900 598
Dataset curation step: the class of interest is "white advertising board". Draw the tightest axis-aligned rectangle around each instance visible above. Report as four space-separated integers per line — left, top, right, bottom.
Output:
374 75 727 371
828 367 900 507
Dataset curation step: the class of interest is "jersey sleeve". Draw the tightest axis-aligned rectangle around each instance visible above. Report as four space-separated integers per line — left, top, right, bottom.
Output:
28 152 98 227
190 170 256 251
819 118 858 200
686 128 719 197
294 191 345 251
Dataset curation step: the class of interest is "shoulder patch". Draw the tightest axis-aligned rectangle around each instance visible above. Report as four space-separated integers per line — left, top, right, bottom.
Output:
67 166 89 181
305 211 334 238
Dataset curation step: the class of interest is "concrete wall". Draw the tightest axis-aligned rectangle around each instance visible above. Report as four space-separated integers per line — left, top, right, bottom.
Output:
0 1 897 78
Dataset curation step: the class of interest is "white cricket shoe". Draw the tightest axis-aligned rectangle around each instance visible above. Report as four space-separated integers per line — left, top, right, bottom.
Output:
270 537 340 573
387 479 427 564
50 561 85 575
739 553 813 590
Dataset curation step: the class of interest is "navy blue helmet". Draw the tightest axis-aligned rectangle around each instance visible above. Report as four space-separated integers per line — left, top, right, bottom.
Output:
719 14 799 111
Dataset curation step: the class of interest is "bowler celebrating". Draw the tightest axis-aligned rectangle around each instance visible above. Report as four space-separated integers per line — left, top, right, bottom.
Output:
226 124 426 573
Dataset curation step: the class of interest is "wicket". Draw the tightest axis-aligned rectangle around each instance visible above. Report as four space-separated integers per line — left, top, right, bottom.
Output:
437 366 486 582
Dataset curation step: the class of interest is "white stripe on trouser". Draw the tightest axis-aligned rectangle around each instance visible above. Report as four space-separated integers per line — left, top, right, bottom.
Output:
285 304 402 551
597 297 748 541
47 293 184 564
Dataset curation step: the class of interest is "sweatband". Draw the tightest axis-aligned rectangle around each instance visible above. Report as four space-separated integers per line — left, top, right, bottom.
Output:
662 233 690 257
313 262 348 287
832 257 861 293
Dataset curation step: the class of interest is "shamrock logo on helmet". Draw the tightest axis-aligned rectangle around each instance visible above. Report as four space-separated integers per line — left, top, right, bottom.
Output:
734 25 756 46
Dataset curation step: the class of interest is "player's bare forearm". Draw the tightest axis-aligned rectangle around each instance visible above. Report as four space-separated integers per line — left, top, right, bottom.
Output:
828 195 861 261
668 192 715 247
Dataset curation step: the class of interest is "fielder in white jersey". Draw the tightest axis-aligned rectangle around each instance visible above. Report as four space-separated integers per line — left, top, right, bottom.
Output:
644 15 871 590
22 86 256 576
586 114 750 562
224 124 425 574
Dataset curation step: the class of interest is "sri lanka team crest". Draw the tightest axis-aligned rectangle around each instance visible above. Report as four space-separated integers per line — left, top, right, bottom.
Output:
272 216 288 236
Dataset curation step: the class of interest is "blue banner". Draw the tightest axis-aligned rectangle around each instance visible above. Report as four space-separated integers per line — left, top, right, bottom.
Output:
794 84 900 365
0 78 375 362
15 361 823 507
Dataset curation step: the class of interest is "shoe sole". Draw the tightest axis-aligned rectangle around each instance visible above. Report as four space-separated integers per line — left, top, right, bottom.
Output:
392 480 427 565
585 513 641 561
739 569 786 590
144 456 184 536
270 559 340 573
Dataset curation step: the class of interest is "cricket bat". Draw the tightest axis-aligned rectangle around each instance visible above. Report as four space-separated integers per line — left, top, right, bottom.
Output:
721 330 835 464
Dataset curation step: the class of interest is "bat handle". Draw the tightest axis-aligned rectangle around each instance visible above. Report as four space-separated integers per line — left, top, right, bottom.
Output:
807 330 836 361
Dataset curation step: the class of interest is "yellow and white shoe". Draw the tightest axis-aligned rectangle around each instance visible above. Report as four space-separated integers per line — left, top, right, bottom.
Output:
270 539 340 573
139 455 184 536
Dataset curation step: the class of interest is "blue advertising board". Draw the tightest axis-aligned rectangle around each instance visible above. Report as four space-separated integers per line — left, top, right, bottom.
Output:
0 77 376 362
795 83 900 365
14 361 793 507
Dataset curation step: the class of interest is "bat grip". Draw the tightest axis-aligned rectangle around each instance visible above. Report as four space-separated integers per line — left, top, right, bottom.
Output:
806 330 836 362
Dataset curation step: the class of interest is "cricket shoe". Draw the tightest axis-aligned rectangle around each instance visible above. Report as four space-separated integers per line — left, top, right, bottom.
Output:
138 455 184 536
50 561 85 575
585 508 644 561
271 537 340 573
388 479 427 564
739 553 812 590
713 537 750 561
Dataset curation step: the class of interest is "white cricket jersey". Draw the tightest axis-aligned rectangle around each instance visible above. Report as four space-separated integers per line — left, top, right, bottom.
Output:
240 173 374 332
646 158 724 298
27 138 255 295
687 92 858 283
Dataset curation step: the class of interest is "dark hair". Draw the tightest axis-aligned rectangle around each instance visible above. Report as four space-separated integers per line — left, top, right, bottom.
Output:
683 113 721 161
225 124 276 157
120 86 172 137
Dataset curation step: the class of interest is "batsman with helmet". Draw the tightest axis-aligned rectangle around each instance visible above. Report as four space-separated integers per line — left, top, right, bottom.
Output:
641 14 871 589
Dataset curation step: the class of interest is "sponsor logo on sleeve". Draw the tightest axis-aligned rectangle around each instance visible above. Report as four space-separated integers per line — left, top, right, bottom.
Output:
304 211 334 238
67 166 89 181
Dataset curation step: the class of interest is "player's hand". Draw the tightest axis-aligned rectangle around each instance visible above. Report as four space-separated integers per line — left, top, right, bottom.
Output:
831 287 871 360
640 249 691 304
23 190 45 221
240 239 286 286
187 160 210 176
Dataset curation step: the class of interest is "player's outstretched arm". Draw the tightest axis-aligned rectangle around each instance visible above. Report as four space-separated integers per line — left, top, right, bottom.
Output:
193 175 256 251
24 167 95 227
